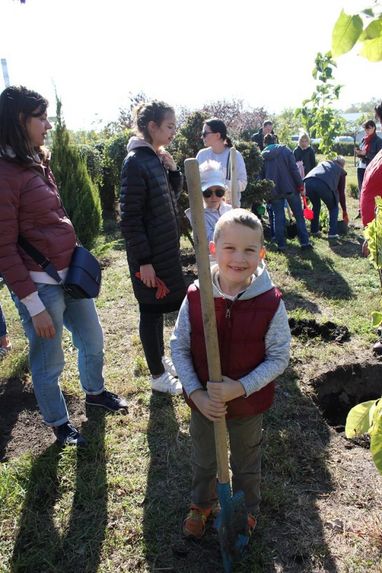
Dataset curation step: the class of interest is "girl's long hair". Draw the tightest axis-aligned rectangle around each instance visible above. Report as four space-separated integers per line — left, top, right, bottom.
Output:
0 85 48 164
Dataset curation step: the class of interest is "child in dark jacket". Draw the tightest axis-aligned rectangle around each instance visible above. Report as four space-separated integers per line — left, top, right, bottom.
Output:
170 209 291 539
120 101 186 395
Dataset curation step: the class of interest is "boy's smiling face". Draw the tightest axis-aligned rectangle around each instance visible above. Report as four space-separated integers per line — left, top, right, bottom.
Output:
210 222 265 294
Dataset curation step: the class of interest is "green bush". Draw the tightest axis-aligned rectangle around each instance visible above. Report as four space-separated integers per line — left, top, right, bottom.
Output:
103 131 132 215
51 99 102 249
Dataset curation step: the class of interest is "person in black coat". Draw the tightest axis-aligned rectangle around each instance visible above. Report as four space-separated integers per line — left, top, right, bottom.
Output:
120 101 186 395
356 120 382 193
251 120 277 151
293 133 316 176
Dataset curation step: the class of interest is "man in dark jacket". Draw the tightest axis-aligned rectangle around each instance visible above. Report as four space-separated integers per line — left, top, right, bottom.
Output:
262 134 311 251
252 120 278 151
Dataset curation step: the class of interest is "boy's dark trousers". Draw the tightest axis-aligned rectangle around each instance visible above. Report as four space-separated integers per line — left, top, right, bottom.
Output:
190 409 263 515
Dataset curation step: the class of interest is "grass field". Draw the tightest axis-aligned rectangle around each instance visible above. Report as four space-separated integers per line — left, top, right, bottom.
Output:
1 157 382 573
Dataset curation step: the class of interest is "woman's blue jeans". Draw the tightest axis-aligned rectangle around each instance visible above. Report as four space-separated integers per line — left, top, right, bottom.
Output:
0 303 6 338
305 178 339 235
272 192 310 248
13 284 105 426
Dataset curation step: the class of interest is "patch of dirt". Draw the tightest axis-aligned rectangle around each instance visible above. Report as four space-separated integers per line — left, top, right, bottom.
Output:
289 318 351 342
0 375 87 462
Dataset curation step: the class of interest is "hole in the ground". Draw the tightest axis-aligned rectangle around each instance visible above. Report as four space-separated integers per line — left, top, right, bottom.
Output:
310 362 382 437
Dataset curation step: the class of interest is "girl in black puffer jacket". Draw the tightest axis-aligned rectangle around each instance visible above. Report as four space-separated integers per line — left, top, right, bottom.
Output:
120 101 186 395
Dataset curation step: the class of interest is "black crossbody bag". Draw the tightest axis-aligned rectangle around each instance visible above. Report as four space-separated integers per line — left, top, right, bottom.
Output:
18 237 102 299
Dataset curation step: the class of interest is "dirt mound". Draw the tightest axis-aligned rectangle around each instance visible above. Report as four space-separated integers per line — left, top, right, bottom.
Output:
289 318 350 343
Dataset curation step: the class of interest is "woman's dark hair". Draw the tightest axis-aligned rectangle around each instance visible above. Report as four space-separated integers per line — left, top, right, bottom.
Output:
205 118 233 147
134 100 174 143
375 101 382 123
0 85 48 164
363 119 376 130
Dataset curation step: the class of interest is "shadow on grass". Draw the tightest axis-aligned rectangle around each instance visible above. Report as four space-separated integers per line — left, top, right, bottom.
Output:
286 245 353 300
142 364 340 572
234 365 338 573
10 408 107 573
327 234 364 259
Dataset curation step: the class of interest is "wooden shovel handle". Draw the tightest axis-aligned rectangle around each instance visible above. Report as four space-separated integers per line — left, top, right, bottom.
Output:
185 158 230 483
229 147 239 208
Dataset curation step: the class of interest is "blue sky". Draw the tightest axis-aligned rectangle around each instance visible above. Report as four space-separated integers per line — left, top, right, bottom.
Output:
1 0 381 129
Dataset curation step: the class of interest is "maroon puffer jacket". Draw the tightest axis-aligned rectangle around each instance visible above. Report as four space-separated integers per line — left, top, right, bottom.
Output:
0 158 76 299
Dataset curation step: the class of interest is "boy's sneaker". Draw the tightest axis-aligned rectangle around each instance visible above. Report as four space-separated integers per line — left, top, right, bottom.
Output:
301 243 313 251
86 390 128 412
183 505 213 539
53 422 86 446
248 513 257 535
328 234 340 239
151 371 182 395
162 356 177 377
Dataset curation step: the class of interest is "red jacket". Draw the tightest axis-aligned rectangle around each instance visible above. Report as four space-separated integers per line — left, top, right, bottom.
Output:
185 284 281 418
0 158 76 299
361 150 382 226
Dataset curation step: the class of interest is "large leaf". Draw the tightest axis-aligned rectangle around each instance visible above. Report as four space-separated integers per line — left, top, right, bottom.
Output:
359 17 382 40
371 311 382 327
345 400 377 438
332 10 363 57
360 36 382 61
370 400 382 475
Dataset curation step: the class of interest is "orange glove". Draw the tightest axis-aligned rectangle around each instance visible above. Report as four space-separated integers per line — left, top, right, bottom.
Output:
135 272 170 299
343 212 349 224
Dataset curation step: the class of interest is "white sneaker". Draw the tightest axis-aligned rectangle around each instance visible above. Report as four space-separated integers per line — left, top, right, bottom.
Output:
151 371 183 395
162 356 177 377
328 234 340 239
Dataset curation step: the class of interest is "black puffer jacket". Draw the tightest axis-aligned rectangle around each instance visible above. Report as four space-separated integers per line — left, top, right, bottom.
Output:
120 140 186 311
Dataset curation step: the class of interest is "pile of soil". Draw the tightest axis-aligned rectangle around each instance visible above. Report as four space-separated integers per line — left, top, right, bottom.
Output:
289 318 350 343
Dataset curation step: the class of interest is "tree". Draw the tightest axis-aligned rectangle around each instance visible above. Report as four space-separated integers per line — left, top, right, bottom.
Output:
332 4 382 62
295 52 345 157
51 97 102 248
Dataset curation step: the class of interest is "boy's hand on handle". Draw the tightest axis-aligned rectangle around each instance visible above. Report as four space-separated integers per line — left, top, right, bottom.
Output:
191 389 227 421
138 264 156 288
32 310 56 338
343 211 349 224
207 376 246 403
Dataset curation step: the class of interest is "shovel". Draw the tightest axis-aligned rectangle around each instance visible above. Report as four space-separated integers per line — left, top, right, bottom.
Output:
184 158 249 573
229 147 240 208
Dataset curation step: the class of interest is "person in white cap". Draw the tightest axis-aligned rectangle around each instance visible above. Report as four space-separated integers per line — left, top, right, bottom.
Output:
186 160 232 242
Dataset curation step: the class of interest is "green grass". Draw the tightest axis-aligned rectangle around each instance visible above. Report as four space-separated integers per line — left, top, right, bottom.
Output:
1 198 382 573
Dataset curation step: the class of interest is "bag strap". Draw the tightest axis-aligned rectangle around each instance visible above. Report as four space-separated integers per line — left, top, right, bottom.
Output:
18 235 63 285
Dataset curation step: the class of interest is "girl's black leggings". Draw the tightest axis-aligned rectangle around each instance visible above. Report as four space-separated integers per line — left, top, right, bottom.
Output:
139 310 164 376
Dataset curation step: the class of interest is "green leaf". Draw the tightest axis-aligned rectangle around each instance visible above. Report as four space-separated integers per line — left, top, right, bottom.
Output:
359 17 382 40
370 401 382 475
332 11 363 57
372 311 382 327
345 400 377 438
360 36 382 61
362 8 374 17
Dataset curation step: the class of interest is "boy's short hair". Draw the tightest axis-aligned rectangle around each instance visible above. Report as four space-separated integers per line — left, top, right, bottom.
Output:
213 208 264 245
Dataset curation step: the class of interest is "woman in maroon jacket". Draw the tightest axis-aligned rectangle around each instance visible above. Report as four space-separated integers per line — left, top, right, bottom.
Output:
0 86 127 446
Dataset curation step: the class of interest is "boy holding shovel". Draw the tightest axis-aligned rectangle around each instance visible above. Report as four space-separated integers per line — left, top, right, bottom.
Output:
171 208 291 539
